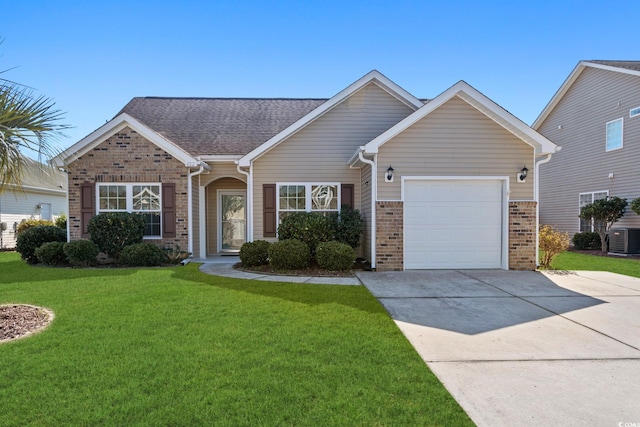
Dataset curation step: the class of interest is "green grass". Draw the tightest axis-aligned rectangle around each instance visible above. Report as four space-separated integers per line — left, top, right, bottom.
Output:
549 250 640 278
0 252 472 427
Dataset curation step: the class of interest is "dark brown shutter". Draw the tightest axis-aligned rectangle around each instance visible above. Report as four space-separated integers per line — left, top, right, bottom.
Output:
263 184 276 238
80 182 95 238
341 184 354 209
162 183 176 238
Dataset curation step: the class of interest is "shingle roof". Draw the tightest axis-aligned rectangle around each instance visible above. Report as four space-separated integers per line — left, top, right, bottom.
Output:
118 97 328 156
588 60 640 72
19 158 67 191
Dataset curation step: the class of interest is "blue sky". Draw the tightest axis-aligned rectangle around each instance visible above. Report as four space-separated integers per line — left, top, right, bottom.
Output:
3 0 639 154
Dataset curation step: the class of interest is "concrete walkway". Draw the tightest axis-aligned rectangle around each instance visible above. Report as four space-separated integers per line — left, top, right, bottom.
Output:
195 256 362 285
357 269 640 427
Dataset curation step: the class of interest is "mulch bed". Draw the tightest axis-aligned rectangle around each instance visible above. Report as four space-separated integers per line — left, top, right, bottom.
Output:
0 304 54 343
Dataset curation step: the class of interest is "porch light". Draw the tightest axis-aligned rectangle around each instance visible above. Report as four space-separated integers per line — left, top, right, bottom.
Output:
385 166 394 183
518 166 528 182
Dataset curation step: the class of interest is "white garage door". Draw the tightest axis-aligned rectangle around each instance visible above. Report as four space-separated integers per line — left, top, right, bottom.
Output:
404 179 505 269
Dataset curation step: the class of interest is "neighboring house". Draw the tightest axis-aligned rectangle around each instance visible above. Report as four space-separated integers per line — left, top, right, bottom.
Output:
0 158 67 249
52 70 557 270
534 61 640 237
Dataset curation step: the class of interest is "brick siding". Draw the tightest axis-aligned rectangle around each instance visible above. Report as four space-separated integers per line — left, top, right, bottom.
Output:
508 201 537 270
67 127 189 249
375 201 403 271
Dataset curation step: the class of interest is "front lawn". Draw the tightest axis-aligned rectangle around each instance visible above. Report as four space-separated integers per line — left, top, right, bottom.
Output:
549 250 640 278
0 252 471 426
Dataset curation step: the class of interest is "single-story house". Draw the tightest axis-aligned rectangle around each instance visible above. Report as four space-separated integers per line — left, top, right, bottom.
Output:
0 158 67 249
52 70 557 270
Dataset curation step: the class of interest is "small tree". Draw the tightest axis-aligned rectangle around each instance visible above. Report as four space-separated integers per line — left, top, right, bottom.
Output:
630 197 640 216
539 225 570 268
579 196 627 252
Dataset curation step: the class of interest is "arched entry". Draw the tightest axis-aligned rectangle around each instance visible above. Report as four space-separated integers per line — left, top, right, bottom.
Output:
205 177 247 255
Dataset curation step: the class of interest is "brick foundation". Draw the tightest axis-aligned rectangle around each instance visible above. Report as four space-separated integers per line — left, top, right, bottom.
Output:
67 127 190 250
508 201 537 270
375 201 403 271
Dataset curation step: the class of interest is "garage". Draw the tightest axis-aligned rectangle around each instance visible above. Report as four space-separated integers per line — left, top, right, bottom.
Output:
404 179 506 269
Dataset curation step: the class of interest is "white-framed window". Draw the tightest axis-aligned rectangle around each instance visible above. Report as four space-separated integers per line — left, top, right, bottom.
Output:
631 107 640 118
97 183 162 238
579 191 608 232
277 183 340 222
605 118 623 151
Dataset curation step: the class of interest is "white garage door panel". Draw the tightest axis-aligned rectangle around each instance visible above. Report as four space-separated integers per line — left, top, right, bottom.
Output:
404 180 504 269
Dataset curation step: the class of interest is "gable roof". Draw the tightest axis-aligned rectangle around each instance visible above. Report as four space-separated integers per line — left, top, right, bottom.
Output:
533 60 640 129
356 80 557 159
237 70 424 167
51 113 201 167
120 97 328 156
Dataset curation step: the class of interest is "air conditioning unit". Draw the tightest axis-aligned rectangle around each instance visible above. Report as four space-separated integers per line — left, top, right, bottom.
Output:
609 228 640 254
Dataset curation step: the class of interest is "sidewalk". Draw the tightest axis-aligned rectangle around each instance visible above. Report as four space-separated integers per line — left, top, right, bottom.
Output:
195 257 362 285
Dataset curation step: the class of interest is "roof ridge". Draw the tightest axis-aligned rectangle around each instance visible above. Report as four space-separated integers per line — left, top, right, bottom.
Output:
132 96 331 101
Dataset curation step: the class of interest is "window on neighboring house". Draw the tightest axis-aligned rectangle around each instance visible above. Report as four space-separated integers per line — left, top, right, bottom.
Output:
277 183 339 222
631 107 640 118
579 191 608 232
606 118 623 151
97 183 161 237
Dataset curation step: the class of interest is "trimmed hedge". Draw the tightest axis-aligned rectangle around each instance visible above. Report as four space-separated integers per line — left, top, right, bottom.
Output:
17 219 54 234
328 207 363 248
16 225 67 264
239 240 271 267
316 241 356 271
120 243 166 267
35 241 68 266
64 240 100 266
572 232 602 250
277 212 333 255
88 212 145 258
268 239 310 270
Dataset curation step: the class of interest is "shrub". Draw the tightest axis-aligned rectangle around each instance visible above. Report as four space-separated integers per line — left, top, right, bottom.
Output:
120 243 166 267
17 219 54 234
55 214 67 230
64 240 100 267
268 239 310 270
316 241 356 271
539 225 570 268
88 212 146 258
35 241 68 266
328 207 363 248
277 212 333 255
630 197 640 216
16 225 67 264
163 245 190 265
239 240 271 267
579 196 627 252
572 232 601 250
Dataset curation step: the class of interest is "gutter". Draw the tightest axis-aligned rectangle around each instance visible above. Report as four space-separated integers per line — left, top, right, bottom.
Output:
357 148 377 269
187 162 207 257
534 149 560 267
236 162 253 242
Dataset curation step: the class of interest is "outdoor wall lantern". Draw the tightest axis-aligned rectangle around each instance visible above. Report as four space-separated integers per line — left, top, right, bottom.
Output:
385 165 395 183
517 166 529 183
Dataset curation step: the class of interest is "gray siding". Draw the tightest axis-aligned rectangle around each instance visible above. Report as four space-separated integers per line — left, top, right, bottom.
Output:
538 67 640 235
252 82 415 240
377 96 535 201
191 175 200 257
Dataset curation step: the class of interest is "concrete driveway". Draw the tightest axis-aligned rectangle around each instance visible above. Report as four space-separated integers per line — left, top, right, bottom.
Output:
356 269 640 426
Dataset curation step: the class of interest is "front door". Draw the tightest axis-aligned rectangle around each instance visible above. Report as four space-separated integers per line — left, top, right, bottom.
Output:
218 191 246 253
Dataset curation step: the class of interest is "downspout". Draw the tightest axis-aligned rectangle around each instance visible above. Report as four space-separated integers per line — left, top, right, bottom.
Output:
358 148 377 269
236 162 252 242
188 163 206 257
534 152 556 267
